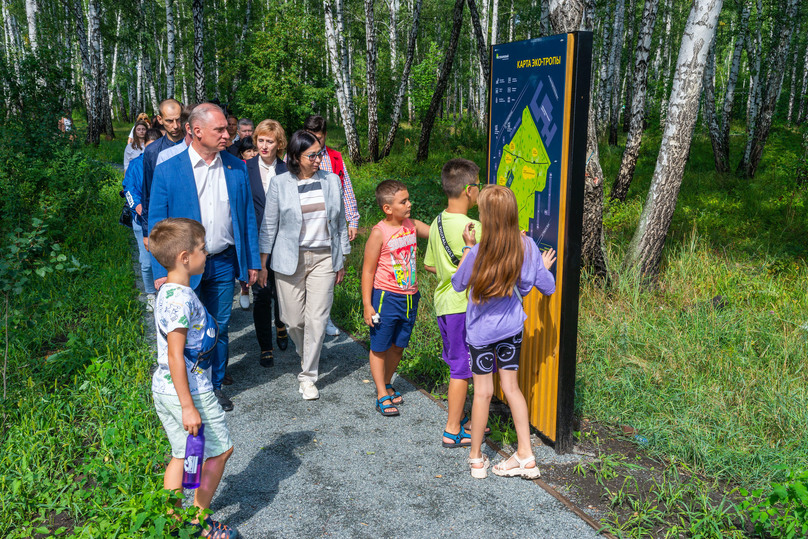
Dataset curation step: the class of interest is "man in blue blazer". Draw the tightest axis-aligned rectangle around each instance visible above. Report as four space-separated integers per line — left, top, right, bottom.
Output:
149 103 261 412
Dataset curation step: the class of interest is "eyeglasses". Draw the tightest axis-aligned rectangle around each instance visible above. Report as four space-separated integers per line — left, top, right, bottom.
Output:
303 149 326 161
465 183 482 191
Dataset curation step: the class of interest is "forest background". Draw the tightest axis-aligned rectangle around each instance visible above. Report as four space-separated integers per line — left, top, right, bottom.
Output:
1 0 808 536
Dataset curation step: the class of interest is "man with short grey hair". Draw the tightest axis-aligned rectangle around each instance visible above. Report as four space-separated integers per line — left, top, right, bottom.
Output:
227 118 254 155
148 102 261 412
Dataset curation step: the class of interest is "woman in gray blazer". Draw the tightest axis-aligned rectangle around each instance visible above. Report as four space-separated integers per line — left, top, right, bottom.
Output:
257 130 350 400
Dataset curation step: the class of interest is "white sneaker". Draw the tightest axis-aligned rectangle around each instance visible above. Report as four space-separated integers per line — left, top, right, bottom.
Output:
325 318 340 336
146 294 156 312
239 294 250 310
299 381 319 400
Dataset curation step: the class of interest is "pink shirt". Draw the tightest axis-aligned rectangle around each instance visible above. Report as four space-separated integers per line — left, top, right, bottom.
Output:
372 219 418 295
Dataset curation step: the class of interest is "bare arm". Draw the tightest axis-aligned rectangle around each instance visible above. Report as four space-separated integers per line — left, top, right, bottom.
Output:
166 329 201 436
361 228 384 327
413 219 430 239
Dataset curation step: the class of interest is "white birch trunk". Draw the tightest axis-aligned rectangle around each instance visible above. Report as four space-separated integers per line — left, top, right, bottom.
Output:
365 0 380 161
799 43 808 123
540 0 550 36
743 0 799 177
490 0 499 46
612 0 659 202
24 0 37 54
627 0 723 278
467 0 490 129
166 0 176 99
108 10 121 114
381 0 422 159
740 0 763 173
787 28 800 124
549 0 607 276
192 0 205 103
715 0 749 172
607 0 625 145
323 0 361 162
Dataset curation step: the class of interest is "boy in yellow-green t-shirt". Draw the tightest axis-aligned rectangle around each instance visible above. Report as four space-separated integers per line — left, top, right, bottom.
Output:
424 158 487 448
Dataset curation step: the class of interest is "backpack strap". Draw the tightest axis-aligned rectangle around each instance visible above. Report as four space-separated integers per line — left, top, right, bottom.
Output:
437 213 460 266
326 147 345 190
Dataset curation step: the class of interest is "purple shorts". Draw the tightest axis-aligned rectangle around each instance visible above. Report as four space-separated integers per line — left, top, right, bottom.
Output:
437 313 473 380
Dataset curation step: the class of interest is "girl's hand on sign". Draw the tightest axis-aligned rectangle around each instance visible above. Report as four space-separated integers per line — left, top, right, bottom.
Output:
462 222 477 247
541 248 557 270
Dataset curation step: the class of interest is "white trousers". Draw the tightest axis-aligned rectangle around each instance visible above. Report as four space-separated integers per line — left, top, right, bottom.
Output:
274 249 336 383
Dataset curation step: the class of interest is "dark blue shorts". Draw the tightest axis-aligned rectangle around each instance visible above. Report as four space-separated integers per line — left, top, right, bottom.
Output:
369 289 420 352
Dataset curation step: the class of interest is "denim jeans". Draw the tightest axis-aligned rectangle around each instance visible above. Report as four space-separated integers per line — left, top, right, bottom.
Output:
194 246 237 391
132 221 156 294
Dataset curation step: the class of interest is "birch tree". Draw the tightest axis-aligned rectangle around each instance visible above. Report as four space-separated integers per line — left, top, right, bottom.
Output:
323 0 361 162
193 0 205 102
416 0 464 162
467 0 490 128
741 0 799 178
548 0 608 276
380 0 422 159
365 0 380 161
24 0 37 54
611 0 659 202
712 0 750 173
626 0 723 279
607 0 625 145
166 0 176 99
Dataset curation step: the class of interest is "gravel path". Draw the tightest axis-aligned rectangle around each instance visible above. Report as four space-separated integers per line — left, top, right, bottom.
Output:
127 238 599 538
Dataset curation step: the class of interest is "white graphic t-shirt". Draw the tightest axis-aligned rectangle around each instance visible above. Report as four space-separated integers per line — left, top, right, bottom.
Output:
151 283 215 396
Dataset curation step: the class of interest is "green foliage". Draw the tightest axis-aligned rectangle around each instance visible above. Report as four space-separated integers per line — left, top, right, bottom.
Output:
233 4 333 129
0 125 198 535
409 41 443 122
741 467 808 539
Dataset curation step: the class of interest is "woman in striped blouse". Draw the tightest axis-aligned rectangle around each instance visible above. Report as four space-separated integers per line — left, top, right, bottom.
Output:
257 130 351 401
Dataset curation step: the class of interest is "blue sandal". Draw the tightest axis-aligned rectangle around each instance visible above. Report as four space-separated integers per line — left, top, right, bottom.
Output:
442 425 472 448
461 415 491 435
385 383 403 405
192 517 239 538
376 395 400 416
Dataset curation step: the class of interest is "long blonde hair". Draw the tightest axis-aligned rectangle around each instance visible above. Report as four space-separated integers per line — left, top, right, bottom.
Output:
468 185 524 303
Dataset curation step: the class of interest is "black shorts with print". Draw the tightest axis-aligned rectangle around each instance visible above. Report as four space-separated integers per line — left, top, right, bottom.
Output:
468 332 522 375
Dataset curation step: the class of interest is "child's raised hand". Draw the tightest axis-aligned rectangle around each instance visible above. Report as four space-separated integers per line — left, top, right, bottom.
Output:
462 222 477 246
541 248 557 270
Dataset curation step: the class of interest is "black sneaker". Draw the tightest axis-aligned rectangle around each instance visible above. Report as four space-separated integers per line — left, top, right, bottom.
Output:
222 373 234 385
276 326 288 351
214 389 234 412
260 350 274 368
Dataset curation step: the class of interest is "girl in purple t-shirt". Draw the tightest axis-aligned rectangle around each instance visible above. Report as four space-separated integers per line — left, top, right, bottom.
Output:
451 185 557 479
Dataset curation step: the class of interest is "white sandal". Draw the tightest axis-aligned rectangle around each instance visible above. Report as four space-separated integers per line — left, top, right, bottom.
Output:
492 453 540 479
467 454 490 479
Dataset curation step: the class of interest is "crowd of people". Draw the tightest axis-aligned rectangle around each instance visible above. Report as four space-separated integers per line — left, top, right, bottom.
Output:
121 99 557 538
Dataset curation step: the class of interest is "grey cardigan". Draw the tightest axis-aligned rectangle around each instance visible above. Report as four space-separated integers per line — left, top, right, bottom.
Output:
258 170 351 275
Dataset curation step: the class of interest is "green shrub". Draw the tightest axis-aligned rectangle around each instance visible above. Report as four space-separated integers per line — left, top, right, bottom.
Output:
741 467 808 538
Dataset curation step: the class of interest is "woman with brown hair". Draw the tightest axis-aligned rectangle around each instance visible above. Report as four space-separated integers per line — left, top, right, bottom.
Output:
123 120 150 173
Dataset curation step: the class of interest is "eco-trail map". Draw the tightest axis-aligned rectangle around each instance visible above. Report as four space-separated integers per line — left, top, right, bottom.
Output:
489 35 568 267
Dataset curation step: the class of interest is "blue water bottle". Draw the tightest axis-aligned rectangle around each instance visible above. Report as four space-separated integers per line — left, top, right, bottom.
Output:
182 423 205 489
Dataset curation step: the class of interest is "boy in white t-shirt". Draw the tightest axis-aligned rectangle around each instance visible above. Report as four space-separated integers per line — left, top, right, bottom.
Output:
149 217 238 539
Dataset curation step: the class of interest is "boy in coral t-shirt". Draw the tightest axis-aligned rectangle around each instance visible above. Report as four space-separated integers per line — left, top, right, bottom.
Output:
362 180 429 416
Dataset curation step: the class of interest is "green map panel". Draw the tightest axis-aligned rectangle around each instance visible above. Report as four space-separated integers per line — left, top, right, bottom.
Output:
495 107 552 231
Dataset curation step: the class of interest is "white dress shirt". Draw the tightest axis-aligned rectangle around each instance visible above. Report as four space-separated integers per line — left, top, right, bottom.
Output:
188 144 234 255
258 157 277 194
